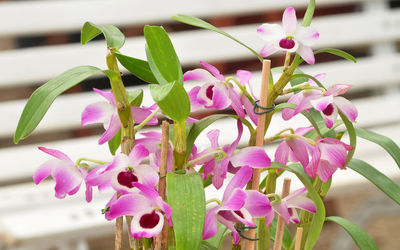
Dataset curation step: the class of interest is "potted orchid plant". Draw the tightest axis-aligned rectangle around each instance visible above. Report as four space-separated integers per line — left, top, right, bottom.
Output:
14 0 400 249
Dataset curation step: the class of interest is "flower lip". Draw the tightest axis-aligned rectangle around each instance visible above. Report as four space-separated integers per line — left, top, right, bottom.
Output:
323 103 334 116
206 85 214 99
279 38 296 49
117 170 138 188
139 210 160 229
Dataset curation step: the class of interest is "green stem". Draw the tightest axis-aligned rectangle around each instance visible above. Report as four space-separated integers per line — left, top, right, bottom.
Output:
134 107 160 132
173 120 186 171
280 85 324 96
76 157 107 166
187 149 225 166
206 198 222 205
283 52 291 71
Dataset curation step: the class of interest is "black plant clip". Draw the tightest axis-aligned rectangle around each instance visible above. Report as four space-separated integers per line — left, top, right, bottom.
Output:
253 100 275 115
234 225 259 241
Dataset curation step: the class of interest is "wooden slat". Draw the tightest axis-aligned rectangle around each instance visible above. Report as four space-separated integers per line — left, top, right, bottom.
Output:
0 9 399 88
0 0 380 37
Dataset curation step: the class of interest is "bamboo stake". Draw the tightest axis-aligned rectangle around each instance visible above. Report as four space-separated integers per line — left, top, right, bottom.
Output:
247 60 271 250
294 227 304 250
273 178 291 250
155 121 170 250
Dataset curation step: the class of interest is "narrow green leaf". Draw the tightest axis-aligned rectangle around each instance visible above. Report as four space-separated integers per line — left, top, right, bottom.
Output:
315 48 357 63
149 81 190 122
326 216 378 250
348 158 400 205
205 223 230 249
144 25 183 85
274 103 297 112
14 66 102 143
355 128 400 169
81 22 125 49
339 110 356 164
115 52 158 84
126 89 143 107
167 173 206 250
108 130 121 155
199 241 218 250
270 218 292 249
269 162 325 250
172 14 263 62
302 0 316 27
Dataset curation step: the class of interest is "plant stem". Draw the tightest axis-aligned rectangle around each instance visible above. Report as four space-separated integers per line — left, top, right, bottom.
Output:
76 157 107 166
134 107 160 132
173 120 186 171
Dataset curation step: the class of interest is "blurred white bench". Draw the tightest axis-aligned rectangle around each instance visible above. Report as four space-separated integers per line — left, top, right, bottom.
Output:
0 0 399 249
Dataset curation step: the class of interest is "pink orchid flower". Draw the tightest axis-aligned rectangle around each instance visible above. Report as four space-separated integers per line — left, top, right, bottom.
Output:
257 7 319 64
194 121 271 189
311 84 358 128
33 147 92 202
184 61 245 119
203 166 273 244
105 183 172 239
86 144 159 193
236 70 259 125
305 137 353 182
81 88 158 145
272 187 316 224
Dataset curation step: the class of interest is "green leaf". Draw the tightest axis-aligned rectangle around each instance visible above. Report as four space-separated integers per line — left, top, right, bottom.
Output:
270 218 292 249
167 173 206 250
290 73 326 89
172 14 263 63
144 25 183 85
205 223 230 249
114 52 158 84
326 216 378 250
81 22 125 49
199 241 218 250
149 81 190 122
339 110 356 164
315 48 357 63
108 130 121 155
302 0 316 27
269 162 325 250
348 158 400 205
14 66 102 143
355 128 400 169
271 67 307 87
126 89 143 107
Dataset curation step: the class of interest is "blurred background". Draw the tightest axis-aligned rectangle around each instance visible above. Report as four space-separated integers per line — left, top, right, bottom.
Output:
0 0 399 249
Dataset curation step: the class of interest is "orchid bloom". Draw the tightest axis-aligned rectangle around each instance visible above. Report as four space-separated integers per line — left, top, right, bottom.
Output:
236 70 259 125
86 144 158 193
105 183 172 239
194 120 271 189
305 137 352 182
81 88 158 145
184 61 245 119
33 147 92 202
272 187 316 224
257 7 319 64
311 84 358 128
203 166 273 244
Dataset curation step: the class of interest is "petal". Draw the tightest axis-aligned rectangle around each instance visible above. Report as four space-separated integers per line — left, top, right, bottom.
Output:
230 147 271 168
212 158 229 190
107 193 152 220
287 195 316 213
294 26 319 47
133 182 160 201
319 141 347 167
311 96 334 113
244 190 272 217
236 70 252 85
282 92 303 120
334 96 358 122
325 84 351 96
188 86 203 112
203 207 219 240
223 166 252 202
220 188 247 211
183 68 216 82
226 208 255 227
271 202 291 224
38 146 73 163
211 84 231 109
81 102 114 126
275 141 290 165
257 24 285 42
227 120 244 153
217 216 241 244
207 129 220 149
134 164 159 188
241 96 258 125
286 138 309 167
227 87 245 118
33 159 59 184
317 159 338 182
129 144 150 166
308 73 326 87
130 210 164 239
321 137 353 151
200 61 225 82
93 88 115 105
98 114 121 144
259 42 279 58
297 44 315 64
282 7 297 33
305 147 320 179
53 165 82 199
131 106 158 125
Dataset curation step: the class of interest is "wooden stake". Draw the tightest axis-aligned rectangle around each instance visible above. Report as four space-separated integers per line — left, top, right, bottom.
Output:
115 213 123 250
155 121 170 250
273 178 292 250
247 60 271 250
294 227 304 250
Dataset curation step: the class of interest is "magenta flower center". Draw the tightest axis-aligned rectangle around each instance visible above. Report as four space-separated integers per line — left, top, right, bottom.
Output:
139 210 160 229
279 38 295 49
323 104 334 116
117 170 138 188
206 85 214 100
234 210 244 219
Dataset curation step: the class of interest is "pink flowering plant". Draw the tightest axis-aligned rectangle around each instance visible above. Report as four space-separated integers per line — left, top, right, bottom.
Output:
14 1 400 249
